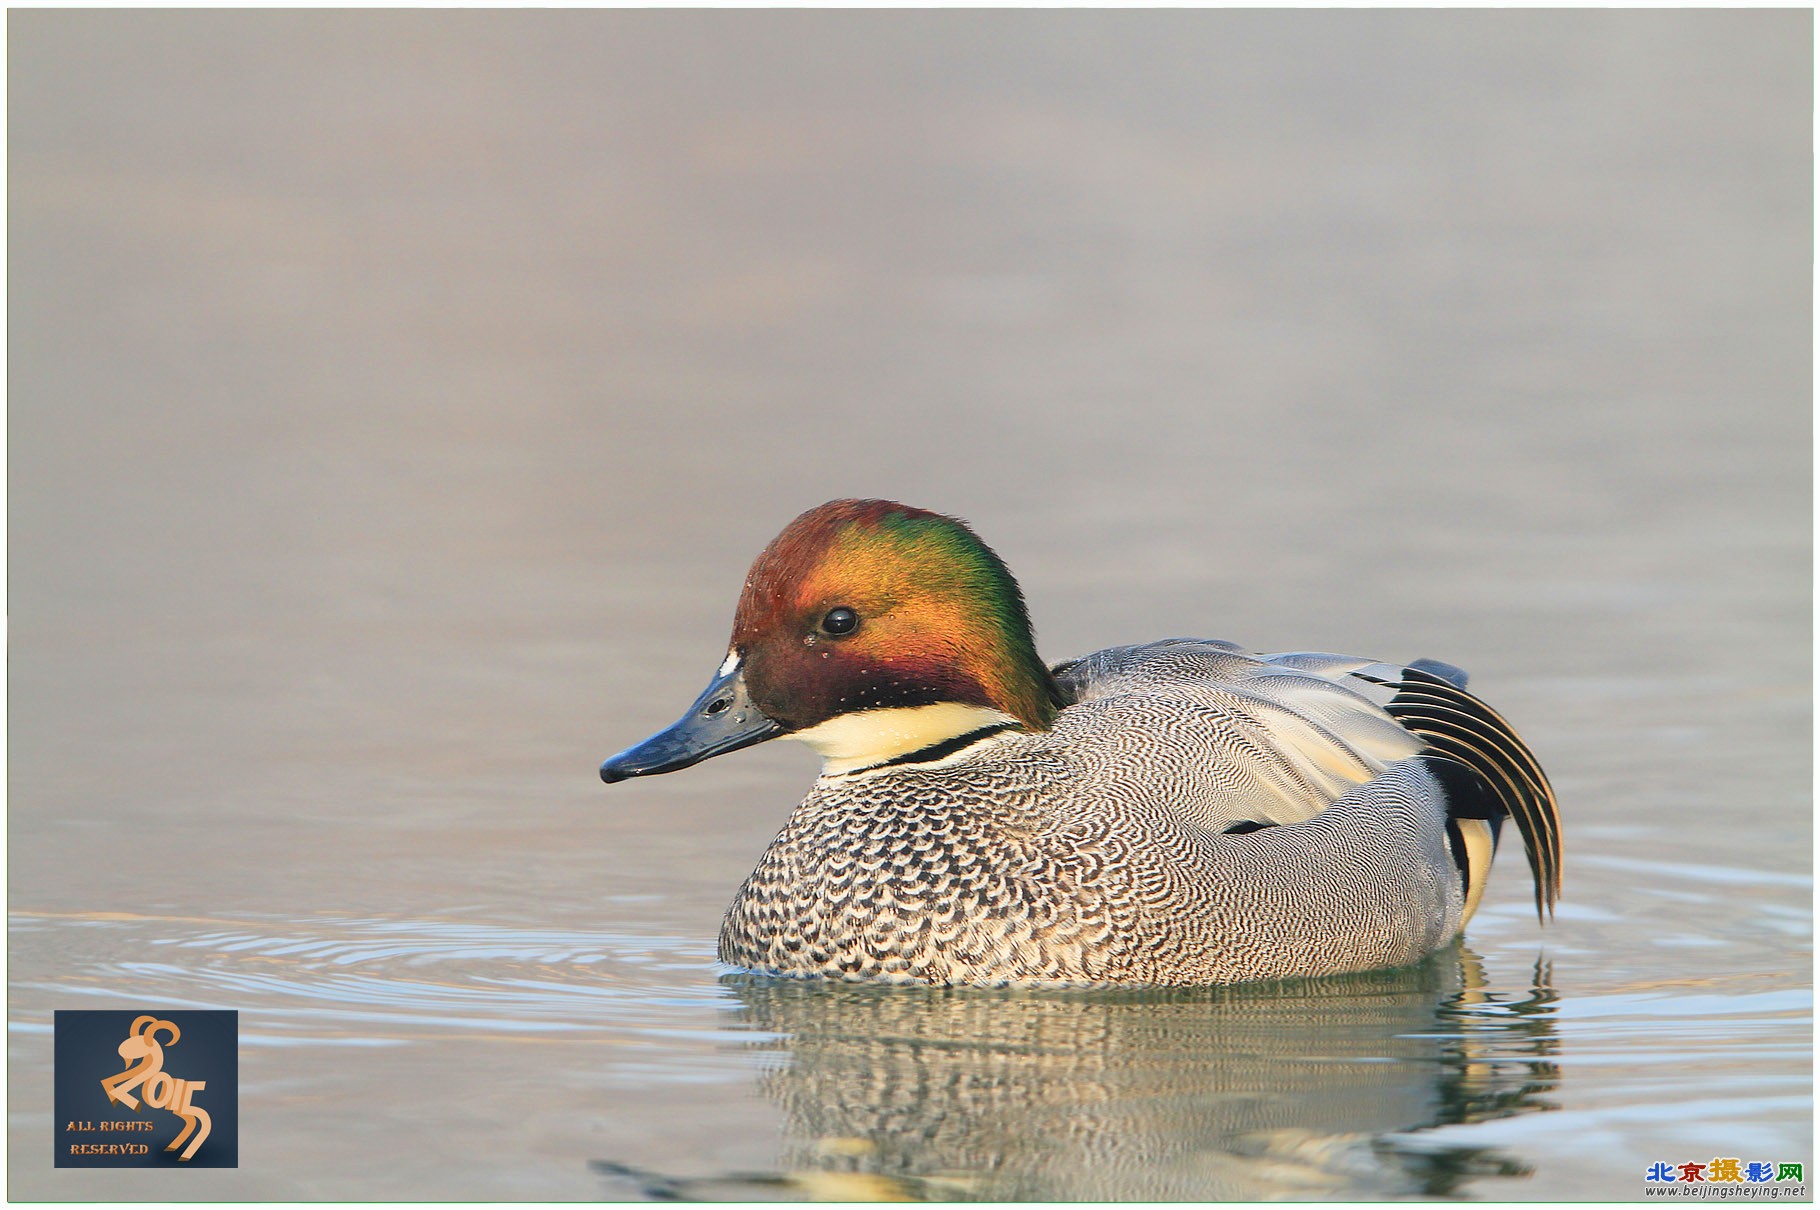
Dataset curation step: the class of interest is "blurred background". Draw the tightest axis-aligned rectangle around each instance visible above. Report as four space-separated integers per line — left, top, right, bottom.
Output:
10 9 1810 1200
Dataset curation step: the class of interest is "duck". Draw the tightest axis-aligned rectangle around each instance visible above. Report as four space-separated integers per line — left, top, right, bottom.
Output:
600 499 1560 987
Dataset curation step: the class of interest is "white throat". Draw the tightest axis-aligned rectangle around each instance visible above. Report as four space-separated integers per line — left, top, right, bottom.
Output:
791 703 1019 775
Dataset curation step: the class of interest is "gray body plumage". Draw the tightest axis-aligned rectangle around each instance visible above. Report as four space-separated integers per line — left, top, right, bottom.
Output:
719 639 1552 987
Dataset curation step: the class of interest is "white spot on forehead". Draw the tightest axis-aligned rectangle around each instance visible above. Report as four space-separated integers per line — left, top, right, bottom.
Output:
717 648 741 677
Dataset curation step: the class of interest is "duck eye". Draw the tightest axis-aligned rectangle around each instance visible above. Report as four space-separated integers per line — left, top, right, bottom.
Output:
819 607 859 636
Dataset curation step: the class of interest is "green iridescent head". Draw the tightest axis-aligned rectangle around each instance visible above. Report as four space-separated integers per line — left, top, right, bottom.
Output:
601 499 1064 783
732 499 1063 731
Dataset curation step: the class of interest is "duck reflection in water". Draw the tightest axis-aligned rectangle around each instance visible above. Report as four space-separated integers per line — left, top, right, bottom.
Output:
594 945 1559 1201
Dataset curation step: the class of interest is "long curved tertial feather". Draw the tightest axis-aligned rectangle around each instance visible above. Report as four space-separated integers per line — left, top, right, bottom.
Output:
1377 667 1561 920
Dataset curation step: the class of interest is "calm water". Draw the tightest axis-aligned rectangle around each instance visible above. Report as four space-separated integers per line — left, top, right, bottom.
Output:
9 10 1811 1201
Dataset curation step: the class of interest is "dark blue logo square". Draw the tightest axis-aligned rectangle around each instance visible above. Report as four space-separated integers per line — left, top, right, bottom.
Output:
54 1010 238 1168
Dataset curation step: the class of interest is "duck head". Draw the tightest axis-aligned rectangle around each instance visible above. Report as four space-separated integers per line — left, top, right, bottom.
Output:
600 499 1063 782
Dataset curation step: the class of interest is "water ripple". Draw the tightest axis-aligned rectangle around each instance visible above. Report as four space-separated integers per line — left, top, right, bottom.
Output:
9 910 728 1045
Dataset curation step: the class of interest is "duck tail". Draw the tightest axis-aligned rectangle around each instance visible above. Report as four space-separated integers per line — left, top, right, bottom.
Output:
1379 666 1561 924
